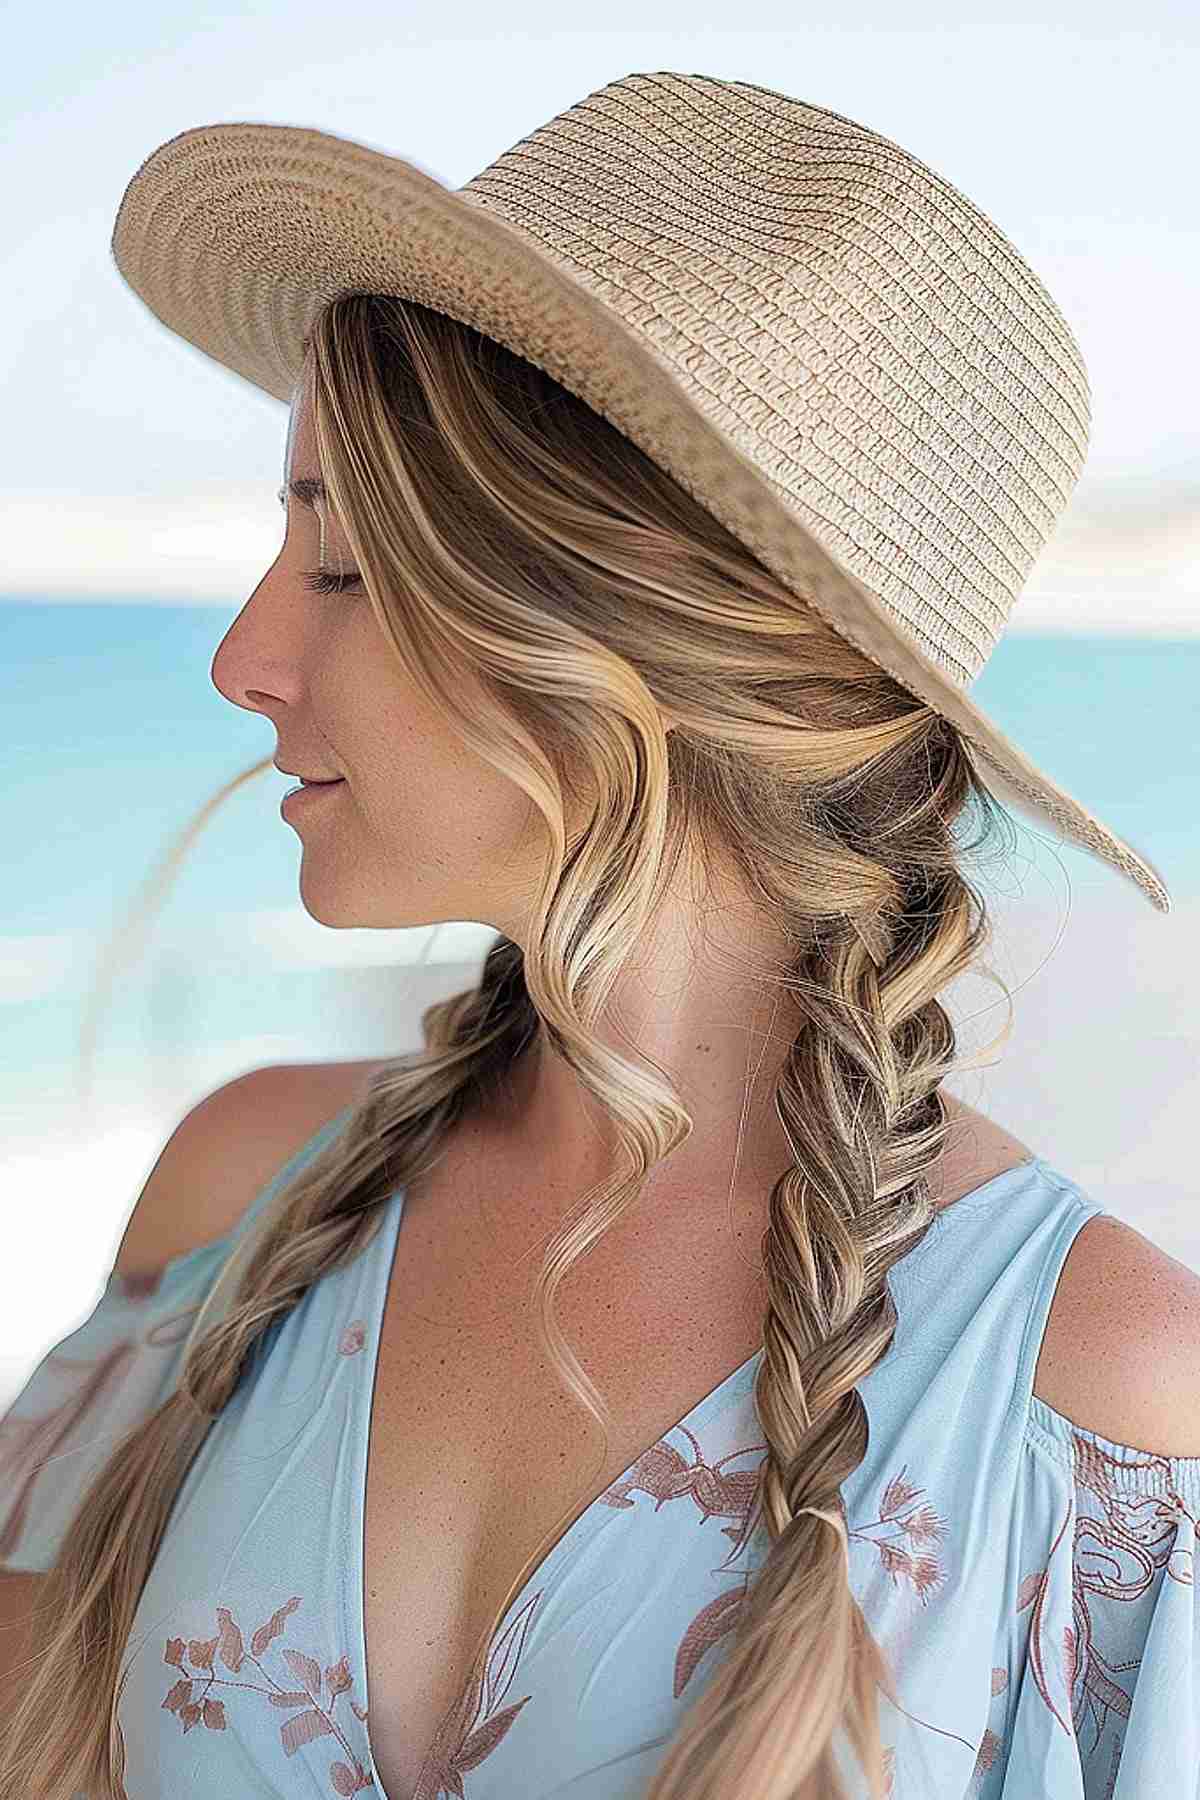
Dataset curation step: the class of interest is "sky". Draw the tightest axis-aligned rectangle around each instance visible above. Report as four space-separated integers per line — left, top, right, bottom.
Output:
3 1 1198 625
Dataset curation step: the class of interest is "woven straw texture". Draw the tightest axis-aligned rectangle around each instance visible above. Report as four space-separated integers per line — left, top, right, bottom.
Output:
110 70 1171 912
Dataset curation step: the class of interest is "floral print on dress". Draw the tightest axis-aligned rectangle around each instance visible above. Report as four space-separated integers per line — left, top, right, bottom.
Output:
399 1421 978 1798
606 1430 1013 1797
161 1592 376 1795
406 1590 540 1800
1013 1424 1196 1788
606 1435 952 1697
964 1669 1009 1796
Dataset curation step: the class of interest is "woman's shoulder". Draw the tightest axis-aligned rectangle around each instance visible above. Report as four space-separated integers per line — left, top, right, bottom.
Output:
883 1094 1200 1460
935 1095 1200 1460
1029 1206 1200 1458
112 1058 387 1285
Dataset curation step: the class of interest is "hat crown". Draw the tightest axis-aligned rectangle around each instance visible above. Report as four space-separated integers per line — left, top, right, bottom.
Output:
461 70 1091 688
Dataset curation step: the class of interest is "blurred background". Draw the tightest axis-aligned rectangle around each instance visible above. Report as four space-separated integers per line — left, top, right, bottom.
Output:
2 3 1197 1411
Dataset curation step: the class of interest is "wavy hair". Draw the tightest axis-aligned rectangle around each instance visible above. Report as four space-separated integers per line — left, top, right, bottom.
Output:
0 290 1021 1799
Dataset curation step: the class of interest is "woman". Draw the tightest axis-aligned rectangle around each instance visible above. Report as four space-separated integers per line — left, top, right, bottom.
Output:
1 71 1195 1800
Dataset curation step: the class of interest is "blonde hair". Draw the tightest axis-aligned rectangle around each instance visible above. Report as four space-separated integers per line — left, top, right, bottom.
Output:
0 291 1020 1799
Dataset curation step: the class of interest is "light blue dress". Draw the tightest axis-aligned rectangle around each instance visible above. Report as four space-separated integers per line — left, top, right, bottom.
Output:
2 1107 1197 1798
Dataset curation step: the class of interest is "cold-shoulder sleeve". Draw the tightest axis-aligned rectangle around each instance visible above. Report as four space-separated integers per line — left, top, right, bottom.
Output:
0 1234 239 1574
0 1103 355 1575
985 1392 1199 1796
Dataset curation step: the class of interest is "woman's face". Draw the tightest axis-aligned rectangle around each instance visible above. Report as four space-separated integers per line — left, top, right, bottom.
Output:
210 374 547 937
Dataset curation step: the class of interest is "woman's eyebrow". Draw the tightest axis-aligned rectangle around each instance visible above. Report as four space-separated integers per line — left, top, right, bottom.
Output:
277 477 328 510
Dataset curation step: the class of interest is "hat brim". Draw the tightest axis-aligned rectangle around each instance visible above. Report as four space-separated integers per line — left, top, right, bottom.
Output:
111 119 1170 913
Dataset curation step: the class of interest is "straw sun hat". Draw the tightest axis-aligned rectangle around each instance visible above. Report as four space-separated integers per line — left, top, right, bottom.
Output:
110 68 1171 914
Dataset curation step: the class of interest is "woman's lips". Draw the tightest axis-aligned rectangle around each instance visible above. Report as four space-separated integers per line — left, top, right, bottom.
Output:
281 777 345 812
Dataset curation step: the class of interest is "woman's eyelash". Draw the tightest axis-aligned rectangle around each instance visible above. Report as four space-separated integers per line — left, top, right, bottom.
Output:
302 568 363 595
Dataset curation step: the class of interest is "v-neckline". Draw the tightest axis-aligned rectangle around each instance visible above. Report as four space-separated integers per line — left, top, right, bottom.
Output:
345 1131 1046 1800
349 1180 764 1800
